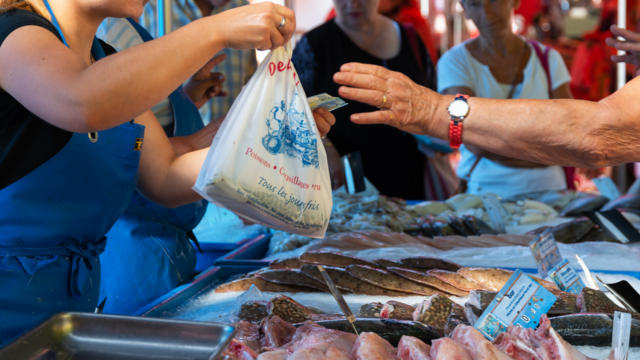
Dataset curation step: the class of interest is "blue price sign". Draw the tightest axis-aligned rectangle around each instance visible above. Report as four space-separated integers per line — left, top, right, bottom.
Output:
475 270 557 341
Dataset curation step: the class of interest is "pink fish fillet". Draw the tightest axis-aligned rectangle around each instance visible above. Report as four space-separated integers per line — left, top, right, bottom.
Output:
260 315 296 350
397 335 432 360
257 322 356 360
493 315 593 360
430 338 473 360
352 332 399 360
450 324 514 360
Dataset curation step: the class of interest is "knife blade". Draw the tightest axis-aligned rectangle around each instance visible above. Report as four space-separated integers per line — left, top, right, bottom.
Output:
316 265 359 335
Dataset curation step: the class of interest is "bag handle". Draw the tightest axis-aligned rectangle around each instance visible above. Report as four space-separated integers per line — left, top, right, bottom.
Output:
528 40 552 98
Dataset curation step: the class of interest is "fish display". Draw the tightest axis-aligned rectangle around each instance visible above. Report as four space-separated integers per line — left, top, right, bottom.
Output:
299 264 409 296
387 267 468 297
560 195 609 216
267 191 590 255
398 257 461 272
223 315 597 359
346 265 445 296
380 301 416 321
550 313 640 346
412 296 462 336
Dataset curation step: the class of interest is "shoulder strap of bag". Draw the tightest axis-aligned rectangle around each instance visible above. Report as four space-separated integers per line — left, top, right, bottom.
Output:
401 22 425 83
528 40 553 99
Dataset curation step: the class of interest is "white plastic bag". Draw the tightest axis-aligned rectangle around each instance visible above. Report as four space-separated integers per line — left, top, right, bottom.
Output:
194 44 332 238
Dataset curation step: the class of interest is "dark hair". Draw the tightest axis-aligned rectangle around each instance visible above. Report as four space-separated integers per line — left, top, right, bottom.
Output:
0 0 38 14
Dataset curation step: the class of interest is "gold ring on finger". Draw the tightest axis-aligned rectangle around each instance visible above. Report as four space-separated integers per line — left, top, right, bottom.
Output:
381 94 387 108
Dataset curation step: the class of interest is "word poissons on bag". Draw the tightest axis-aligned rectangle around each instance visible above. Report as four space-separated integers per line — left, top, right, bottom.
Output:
268 58 300 86
245 147 271 168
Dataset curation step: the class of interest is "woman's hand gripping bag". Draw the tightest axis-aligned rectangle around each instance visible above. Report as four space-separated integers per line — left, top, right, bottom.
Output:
194 44 332 238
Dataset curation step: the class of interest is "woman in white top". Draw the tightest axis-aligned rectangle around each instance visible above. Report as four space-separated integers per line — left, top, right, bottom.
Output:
437 0 573 199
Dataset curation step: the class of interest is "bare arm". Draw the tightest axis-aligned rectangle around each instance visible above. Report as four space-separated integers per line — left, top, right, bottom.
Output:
441 83 573 168
334 63 639 168
0 3 294 133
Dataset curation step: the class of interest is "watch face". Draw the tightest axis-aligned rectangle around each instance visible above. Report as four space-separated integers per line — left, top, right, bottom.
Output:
448 99 470 118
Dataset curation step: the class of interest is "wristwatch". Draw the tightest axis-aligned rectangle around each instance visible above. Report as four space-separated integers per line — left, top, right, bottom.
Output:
447 94 470 149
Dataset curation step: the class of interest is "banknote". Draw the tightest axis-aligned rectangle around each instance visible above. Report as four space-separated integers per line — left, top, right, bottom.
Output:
308 93 348 112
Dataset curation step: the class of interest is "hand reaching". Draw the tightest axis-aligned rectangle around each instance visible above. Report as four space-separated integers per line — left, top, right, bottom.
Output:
184 54 227 109
606 25 640 77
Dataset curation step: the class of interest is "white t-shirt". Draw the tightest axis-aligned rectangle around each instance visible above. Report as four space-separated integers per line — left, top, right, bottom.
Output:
437 40 571 199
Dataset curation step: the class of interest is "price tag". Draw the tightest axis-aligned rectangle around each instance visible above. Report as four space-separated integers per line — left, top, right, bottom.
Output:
548 259 585 294
529 229 563 278
475 270 556 341
593 177 622 200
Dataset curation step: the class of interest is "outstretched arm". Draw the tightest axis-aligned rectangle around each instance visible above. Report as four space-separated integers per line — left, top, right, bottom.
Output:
0 2 295 133
334 63 640 168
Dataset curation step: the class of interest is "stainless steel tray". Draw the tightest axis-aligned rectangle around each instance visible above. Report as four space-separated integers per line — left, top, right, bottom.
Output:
0 312 235 360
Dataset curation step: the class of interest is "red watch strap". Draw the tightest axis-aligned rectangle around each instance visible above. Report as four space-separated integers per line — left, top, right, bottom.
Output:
448 94 468 149
449 120 463 149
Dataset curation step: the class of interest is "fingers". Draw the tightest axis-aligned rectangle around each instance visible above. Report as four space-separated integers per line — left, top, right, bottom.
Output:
610 25 640 43
606 37 640 53
312 107 335 137
333 71 387 94
350 110 396 125
611 54 638 64
337 86 385 108
272 4 295 41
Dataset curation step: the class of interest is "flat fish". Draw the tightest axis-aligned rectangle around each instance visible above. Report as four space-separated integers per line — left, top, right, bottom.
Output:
545 218 595 244
380 301 416 321
270 257 304 269
359 303 384 318
214 276 316 293
602 194 640 211
387 267 469 297
346 265 444 296
427 270 483 292
456 267 514 292
560 195 608 216
313 318 441 347
577 288 629 314
257 269 329 292
412 295 461 336
268 295 318 324
400 257 461 272
300 251 378 268
550 313 640 346
299 264 409 296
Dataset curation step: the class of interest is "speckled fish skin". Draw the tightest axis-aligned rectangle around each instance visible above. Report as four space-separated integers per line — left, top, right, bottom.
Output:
314 318 441 347
299 264 410 296
412 295 460 336
380 301 416 321
269 257 304 269
214 276 317 293
388 267 469 297
427 270 483 292
300 251 379 268
549 313 640 346
456 267 514 292
359 302 384 318
400 257 461 272
267 295 318 324
346 265 445 296
257 269 330 292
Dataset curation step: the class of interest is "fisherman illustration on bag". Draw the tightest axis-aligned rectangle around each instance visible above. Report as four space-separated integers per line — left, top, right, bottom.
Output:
262 93 319 168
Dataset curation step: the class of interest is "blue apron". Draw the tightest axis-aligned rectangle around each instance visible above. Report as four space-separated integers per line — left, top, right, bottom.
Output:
0 1 144 345
98 18 208 315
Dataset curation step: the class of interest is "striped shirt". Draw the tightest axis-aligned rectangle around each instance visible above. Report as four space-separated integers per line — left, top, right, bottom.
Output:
141 0 257 124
